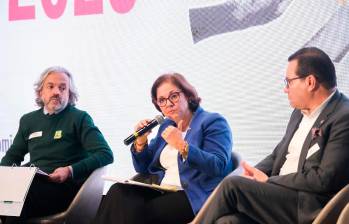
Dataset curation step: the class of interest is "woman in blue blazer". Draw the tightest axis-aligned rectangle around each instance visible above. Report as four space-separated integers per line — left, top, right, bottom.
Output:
93 73 233 224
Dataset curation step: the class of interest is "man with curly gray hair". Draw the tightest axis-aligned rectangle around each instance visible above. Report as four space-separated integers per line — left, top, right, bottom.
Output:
0 66 113 224
34 66 78 109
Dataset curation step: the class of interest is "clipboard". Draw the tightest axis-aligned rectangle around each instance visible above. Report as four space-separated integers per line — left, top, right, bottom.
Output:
0 166 40 216
102 175 181 193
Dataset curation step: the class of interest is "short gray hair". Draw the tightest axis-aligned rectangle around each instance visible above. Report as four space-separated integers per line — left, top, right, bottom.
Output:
34 66 78 107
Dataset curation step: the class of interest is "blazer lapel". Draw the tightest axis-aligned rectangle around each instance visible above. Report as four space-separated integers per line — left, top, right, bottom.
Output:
297 91 342 170
182 107 203 142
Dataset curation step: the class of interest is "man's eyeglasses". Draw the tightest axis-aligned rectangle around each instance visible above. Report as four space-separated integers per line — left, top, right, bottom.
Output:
157 91 181 107
284 76 305 88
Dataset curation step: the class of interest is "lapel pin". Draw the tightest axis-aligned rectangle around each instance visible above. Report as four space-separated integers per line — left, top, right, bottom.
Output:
311 127 322 140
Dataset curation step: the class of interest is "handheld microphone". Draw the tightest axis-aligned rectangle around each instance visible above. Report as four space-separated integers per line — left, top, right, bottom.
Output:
123 115 165 146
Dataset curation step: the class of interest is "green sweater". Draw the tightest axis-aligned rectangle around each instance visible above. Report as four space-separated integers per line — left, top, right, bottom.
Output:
0 105 113 180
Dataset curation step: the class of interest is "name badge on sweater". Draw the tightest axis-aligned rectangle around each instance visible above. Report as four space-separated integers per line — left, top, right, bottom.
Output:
54 130 63 139
28 131 42 140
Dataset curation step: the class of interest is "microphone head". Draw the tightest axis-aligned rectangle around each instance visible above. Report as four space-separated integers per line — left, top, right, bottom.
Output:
155 115 165 124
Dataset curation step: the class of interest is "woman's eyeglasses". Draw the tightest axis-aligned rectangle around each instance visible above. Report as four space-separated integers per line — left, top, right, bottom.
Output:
157 91 181 107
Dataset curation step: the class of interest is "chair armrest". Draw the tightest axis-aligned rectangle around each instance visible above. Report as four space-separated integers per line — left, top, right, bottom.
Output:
313 184 349 224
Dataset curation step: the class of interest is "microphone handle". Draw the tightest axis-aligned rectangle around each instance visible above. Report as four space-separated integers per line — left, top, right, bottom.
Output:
123 134 136 146
123 119 159 146
137 120 159 136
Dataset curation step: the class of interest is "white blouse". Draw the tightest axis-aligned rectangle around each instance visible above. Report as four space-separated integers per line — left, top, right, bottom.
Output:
159 131 187 188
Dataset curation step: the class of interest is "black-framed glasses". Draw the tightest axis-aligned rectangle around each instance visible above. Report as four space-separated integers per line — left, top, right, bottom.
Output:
284 76 305 88
157 91 181 107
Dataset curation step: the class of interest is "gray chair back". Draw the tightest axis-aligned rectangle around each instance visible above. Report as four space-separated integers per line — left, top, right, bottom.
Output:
28 166 107 224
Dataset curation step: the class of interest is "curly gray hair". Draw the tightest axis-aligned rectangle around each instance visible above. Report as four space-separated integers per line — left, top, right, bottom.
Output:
34 66 78 107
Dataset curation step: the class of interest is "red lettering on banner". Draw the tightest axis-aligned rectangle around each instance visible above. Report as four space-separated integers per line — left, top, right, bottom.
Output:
74 0 103 16
9 0 35 21
8 0 136 21
110 0 136 14
42 0 67 19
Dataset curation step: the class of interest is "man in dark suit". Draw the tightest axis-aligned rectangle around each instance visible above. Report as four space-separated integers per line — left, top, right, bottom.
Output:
201 47 349 224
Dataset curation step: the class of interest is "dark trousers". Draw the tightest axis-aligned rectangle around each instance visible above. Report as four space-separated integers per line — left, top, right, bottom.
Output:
201 175 299 224
92 183 195 224
1 175 81 224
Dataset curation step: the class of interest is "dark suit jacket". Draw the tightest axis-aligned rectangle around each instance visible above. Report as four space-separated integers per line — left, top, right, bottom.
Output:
255 90 349 223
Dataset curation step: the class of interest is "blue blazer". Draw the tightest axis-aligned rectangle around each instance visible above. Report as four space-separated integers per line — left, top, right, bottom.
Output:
131 107 233 214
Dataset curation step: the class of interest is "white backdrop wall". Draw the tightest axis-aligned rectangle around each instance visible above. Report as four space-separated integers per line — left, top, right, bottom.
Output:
0 0 348 179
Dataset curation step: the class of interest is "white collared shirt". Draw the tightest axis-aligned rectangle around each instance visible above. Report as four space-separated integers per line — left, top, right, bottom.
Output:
279 91 335 175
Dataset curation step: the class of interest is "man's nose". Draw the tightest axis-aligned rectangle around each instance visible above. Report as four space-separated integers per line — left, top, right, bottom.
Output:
52 87 61 95
283 86 289 94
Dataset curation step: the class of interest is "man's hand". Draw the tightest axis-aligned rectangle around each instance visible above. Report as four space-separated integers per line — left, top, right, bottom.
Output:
241 161 268 182
49 166 71 183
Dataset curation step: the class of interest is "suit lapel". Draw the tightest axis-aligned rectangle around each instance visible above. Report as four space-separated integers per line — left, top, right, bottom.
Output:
297 91 342 170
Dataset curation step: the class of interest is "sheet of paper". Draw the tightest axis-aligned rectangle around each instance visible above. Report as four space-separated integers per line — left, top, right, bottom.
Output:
0 166 37 216
0 201 24 216
102 175 180 192
36 169 49 176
